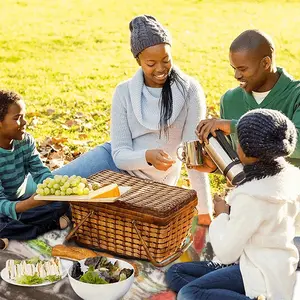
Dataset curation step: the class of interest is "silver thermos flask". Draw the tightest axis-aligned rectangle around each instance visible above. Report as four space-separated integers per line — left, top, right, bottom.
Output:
204 131 245 185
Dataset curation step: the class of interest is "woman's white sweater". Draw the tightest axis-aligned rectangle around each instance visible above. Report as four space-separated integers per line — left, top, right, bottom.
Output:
110 67 212 214
209 164 300 299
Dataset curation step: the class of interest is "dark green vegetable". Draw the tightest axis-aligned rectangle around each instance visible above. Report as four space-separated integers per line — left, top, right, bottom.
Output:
72 257 133 284
71 261 83 280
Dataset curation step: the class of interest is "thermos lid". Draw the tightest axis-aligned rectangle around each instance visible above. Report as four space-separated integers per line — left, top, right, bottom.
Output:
231 172 246 185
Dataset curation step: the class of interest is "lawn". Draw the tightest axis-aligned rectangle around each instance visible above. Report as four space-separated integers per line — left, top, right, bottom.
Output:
0 0 300 190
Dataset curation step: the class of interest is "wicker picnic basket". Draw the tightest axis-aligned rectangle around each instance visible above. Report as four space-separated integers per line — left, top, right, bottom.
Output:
66 170 198 267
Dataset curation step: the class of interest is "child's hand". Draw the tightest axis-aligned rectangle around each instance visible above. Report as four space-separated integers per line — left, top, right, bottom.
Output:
213 194 230 217
15 194 51 213
29 194 51 207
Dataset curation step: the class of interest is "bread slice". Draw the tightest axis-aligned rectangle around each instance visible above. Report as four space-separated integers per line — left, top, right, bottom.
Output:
52 245 98 261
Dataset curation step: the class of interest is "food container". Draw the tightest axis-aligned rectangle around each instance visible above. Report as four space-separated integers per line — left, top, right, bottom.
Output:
66 170 197 267
68 258 134 300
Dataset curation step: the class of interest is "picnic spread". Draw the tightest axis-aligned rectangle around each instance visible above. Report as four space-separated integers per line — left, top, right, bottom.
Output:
0 170 210 299
1 170 300 299
0 215 213 300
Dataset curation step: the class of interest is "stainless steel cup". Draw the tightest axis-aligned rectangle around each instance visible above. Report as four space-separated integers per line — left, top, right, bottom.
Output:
177 140 203 166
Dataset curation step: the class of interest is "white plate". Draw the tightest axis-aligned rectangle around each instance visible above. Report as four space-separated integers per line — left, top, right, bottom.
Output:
34 186 131 203
0 259 71 287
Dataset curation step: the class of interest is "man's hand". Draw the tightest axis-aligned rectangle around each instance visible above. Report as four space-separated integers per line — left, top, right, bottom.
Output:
188 150 218 173
15 194 51 213
213 194 230 217
146 149 176 171
196 118 232 144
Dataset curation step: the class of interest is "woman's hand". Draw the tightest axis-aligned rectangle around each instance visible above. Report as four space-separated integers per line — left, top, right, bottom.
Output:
146 149 176 171
213 194 230 217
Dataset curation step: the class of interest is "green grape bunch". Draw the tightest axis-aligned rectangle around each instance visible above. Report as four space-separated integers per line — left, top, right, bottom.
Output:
36 175 92 196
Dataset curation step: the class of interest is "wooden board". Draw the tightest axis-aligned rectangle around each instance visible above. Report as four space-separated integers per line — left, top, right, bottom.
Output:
34 186 131 202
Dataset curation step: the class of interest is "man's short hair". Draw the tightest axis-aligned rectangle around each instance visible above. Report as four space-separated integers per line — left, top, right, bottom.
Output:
230 29 275 59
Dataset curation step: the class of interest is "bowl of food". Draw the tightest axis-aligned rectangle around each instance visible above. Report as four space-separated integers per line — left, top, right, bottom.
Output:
68 256 134 300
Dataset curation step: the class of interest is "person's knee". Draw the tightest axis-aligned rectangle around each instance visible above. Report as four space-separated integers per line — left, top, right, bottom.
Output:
177 287 192 300
166 263 183 292
49 201 70 216
178 286 206 300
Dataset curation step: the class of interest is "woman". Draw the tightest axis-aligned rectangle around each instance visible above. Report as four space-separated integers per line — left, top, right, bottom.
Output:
166 109 300 300
53 15 212 223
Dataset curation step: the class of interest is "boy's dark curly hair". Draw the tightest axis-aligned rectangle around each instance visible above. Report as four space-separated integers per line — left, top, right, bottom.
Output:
0 90 22 121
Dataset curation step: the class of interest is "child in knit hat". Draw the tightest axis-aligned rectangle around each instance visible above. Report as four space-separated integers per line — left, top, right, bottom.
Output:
167 108 300 300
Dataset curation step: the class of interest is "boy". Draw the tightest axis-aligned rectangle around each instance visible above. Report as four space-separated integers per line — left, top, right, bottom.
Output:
0 90 70 246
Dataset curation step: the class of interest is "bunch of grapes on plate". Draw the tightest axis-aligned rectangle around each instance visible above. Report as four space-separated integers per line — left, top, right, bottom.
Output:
36 175 101 196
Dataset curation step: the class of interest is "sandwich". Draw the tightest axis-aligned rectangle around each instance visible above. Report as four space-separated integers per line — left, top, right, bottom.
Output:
6 257 63 284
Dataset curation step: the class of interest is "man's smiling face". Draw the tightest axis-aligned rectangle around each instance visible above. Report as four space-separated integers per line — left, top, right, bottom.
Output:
229 49 269 93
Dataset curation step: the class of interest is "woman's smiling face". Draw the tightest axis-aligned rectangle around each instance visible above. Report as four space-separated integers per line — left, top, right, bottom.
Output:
137 43 172 88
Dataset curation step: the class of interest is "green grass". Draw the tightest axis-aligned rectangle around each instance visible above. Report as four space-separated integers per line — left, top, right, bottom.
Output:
1 0 300 191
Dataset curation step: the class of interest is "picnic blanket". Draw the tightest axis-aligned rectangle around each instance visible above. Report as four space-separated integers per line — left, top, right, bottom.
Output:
0 217 299 300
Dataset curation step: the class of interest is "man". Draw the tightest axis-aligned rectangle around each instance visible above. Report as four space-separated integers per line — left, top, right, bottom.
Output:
196 29 300 172
195 29 300 268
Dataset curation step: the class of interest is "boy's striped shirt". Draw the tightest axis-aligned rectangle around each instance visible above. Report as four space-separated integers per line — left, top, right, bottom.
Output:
0 133 52 219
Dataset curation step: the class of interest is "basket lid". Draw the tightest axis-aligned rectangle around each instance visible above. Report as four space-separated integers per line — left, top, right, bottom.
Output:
88 170 197 218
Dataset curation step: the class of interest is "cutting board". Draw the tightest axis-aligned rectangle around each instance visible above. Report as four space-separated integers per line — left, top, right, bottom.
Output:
34 186 131 202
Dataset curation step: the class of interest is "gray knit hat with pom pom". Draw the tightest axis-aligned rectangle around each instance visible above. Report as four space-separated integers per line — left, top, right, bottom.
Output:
237 109 297 160
129 15 171 58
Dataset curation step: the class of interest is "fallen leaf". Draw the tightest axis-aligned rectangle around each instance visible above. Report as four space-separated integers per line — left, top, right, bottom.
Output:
28 116 39 129
65 119 78 127
74 112 84 118
52 137 69 144
82 122 92 130
46 108 55 115
71 140 88 146
48 151 65 160
49 158 65 169
79 134 88 139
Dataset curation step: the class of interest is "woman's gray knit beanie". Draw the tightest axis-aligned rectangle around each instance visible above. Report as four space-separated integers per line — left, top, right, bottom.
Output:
129 15 171 58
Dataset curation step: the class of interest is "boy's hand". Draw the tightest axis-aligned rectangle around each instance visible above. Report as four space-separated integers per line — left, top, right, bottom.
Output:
196 118 231 144
15 194 51 213
146 149 176 171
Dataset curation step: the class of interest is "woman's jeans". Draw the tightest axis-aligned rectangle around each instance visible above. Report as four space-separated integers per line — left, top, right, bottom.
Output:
166 261 253 300
26 142 122 192
53 142 122 177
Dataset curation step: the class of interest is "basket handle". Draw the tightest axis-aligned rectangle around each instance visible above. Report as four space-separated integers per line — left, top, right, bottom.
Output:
65 210 94 241
132 220 193 267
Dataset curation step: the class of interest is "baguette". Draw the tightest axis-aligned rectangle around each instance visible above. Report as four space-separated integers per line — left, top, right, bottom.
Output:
52 244 138 276
52 245 98 261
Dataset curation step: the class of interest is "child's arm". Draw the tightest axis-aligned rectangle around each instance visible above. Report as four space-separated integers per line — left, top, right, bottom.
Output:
209 194 265 265
26 134 53 184
0 182 49 220
15 194 49 213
